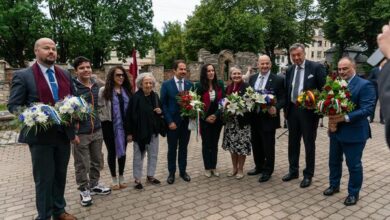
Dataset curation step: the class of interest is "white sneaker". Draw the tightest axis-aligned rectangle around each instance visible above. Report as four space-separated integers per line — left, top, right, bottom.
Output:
204 170 212 178
91 183 111 195
80 190 93 207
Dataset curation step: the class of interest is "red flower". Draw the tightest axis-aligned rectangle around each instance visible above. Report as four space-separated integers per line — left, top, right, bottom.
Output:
345 92 351 98
324 85 332 91
324 99 331 107
327 94 334 99
329 108 336 115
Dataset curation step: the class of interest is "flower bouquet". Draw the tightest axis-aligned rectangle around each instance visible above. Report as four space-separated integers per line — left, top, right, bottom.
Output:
55 96 92 125
316 75 355 132
296 90 319 110
219 92 247 122
258 90 277 115
17 103 62 135
242 87 265 112
176 90 205 131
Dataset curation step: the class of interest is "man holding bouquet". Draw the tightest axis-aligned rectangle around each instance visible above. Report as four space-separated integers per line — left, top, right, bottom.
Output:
8 38 78 220
160 60 193 184
324 57 376 206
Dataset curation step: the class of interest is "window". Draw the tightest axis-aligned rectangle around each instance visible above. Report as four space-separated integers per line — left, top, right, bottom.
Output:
311 51 314 58
311 41 315 47
325 41 327 47
281 56 285 63
317 51 322 58
318 41 322 47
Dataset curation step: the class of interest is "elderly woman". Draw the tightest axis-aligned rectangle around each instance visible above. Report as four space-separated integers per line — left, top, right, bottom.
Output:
222 66 252 179
98 66 132 190
126 72 163 190
194 64 224 177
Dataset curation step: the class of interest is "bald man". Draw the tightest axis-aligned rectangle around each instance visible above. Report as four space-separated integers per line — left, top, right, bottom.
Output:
248 55 285 182
8 38 78 220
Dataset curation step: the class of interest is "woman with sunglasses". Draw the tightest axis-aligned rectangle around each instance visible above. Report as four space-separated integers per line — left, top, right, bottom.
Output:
98 66 132 190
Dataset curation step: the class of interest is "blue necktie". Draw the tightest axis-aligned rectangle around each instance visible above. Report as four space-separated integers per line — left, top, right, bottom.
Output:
46 68 59 102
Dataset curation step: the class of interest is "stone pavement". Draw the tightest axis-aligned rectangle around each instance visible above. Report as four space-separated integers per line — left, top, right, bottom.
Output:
0 119 389 220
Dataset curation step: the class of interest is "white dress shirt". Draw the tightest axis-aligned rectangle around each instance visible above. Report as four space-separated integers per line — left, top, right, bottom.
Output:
291 60 306 102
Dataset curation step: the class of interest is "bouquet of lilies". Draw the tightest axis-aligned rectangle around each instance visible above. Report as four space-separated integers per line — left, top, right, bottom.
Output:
17 103 62 135
55 96 92 125
258 90 277 113
219 92 247 122
177 90 204 133
316 75 355 116
242 87 265 112
296 90 319 110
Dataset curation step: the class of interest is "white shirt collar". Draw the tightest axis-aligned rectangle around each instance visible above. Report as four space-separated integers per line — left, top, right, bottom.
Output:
174 75 184 83
259 71 270 78
296 60 306 69
37 62 55 74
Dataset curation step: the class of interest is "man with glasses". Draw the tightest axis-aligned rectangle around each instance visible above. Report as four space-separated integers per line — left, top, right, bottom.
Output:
324 57 376 206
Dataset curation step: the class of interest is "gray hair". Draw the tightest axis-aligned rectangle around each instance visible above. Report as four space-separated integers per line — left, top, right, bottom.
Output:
289 43 306 53
339 56 356 66
136 72 156 88
229 66 242 76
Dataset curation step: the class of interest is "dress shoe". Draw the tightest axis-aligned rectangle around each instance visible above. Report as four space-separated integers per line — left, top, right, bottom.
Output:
323 186 340 196
227 170 237 177
282 173 299 182
55 212 77 220
300 177 312 188
180 173 191 182
344 194 359 206
212 169 220 177
247 168 262 176
167 173 175 184
204 170 212 178
235 172 244 179
258 174 271 182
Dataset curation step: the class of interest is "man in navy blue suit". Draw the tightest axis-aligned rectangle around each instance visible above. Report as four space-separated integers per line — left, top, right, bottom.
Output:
367 59 386 124
160 60 193 184
324 57 376 206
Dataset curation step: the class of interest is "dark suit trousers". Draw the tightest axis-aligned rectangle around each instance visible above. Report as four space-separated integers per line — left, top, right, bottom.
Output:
200 120 222 170
329 137 365 196
251 126 276 175
167 120 191 174
287 104 319 178
29 143 70 220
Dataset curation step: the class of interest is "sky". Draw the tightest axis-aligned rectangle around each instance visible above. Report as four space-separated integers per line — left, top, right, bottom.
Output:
152 0 201 32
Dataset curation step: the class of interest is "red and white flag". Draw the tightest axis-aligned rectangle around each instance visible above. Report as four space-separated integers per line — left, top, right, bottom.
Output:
129 48 138 92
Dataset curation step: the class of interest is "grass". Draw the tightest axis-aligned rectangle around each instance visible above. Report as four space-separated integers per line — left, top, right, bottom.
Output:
0 104 6 111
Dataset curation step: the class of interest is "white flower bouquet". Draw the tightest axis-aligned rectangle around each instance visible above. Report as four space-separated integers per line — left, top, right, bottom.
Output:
55 96 93 124
242 87 265 112
219 92 247 122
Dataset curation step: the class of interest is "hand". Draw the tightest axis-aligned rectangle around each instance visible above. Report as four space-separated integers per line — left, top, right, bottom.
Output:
168 122 177 130
328 114 345 124
378 22 390 59
154 108 162 114
206 115 217 124
268 106 277 116
127 134 133 142
71 135 80 145
328 122 338 133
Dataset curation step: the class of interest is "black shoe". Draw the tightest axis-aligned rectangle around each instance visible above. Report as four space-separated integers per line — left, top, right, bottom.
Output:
180 173 191 182
300 177 312 188
344 195 359 206
134 182 143 190
247 168 262 176
258 174 271 182
323 186 340 196
147 177 161 185
167 173 175 184
282 173 299 182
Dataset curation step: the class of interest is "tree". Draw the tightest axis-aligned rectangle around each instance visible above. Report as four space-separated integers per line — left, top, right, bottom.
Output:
0 0 50 67
156 21 186 69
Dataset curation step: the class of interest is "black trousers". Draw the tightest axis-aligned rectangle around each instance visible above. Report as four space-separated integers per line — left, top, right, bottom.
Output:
200 120 223 170
251 126 276 175
287 104 319 178
167 120 191 175
101 121 126 177
29 143 70 220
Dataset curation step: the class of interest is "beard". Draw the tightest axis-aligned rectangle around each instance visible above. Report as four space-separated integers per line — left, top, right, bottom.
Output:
42 58 56 66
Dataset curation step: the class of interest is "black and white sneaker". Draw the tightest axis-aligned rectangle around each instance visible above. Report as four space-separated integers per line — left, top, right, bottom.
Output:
91 184 111 195
80 190 93 207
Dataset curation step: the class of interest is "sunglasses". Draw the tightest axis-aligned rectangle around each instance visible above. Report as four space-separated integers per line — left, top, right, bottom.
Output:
115 74 124 78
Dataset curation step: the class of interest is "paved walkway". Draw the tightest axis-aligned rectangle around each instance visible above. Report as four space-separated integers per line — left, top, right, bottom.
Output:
0 118 389 220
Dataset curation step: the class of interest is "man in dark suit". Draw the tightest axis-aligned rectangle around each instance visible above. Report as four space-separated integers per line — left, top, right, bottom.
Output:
247 55 285 182
160 60 193 184
324 57 376 206
7 38 78 220
367 59 386 124
377 21 390 148
283 43 326 188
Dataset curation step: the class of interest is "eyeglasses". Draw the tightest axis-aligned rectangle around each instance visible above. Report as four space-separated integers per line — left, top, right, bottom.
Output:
337 67 349 72
115 74 124 78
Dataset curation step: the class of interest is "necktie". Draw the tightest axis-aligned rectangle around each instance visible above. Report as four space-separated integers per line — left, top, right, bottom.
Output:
46 68 59 102
178 80 183 92
292 66 302 103
257 76 265 91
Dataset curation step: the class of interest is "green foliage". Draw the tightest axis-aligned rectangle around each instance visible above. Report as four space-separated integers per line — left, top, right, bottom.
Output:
0 0 51 67
0 104 7 111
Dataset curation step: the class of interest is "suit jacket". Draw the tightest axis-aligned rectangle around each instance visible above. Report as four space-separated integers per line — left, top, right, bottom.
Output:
160 78 193 125
378 61 390 146
330 75 376 143
285 60 326 117
7 66 75 145
194 80 225 119
249 72 285 131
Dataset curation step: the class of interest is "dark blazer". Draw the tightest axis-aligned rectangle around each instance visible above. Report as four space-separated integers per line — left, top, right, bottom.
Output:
249 73 285 130
7 66 75 144
378 61 390 146
285 60 326 116
160 77 193 125
330 75 376 143
194 80 225 119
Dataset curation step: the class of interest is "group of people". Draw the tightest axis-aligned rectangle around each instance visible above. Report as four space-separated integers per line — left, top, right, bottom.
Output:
8 27 390 218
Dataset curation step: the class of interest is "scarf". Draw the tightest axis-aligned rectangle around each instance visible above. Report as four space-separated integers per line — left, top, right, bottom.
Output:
32 62 71 105
112 88 130 158
202 86 223 115
226 81 244 95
